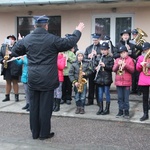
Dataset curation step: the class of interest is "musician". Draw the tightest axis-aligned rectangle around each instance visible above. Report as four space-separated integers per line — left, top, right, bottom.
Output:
0 35 22 102
130 29 143 95
84 33 101 105
103 35 115 57
113 45 135 119
113 29 136 59
69 50 93 114
94 42 114 115
15 55 30 111
131 29 143 57
10 15 85 140
136 42 150 121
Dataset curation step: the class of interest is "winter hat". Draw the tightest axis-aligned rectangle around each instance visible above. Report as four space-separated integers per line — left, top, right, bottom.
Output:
76 50 84 56
119 45 128 53
142 42 150 51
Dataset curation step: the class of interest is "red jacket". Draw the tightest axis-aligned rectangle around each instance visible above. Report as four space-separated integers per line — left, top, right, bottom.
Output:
113 56 135 86
57 53 66 82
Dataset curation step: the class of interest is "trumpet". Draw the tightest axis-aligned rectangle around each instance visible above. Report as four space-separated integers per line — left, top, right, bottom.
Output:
117 59 125 75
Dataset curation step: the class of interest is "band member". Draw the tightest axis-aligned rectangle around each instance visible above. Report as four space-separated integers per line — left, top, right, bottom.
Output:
0 35 22 102
113 45 135 119
136 42 150 121
130 29 143 95
15 55 30 111
113 29 136 59
94 42 114 115
103 35 115 57
69 50 93 114
10 15 85 140
84 33 101 105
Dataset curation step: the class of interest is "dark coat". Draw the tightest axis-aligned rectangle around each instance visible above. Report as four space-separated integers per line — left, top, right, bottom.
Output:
69 60 93 83
0 43 22 76
84 43 101 72
94 54 114 86
113 40 136 59
11 27 81 91
84 43 101 59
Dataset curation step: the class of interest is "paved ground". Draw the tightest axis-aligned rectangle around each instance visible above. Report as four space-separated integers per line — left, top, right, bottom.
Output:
0 81 150 150
0 113 150 150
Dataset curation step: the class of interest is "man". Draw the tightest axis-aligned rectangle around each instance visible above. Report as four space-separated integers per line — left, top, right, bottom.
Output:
11 15 85 140
84 33 101 105
0 35 22 102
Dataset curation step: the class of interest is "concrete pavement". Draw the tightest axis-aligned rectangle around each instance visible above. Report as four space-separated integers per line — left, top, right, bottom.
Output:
0 82 149 124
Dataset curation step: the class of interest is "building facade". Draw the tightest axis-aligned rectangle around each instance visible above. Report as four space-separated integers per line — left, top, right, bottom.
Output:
0 0 150 85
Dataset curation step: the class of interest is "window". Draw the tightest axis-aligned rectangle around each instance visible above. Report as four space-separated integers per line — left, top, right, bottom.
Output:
17 16 61 37
92 14 134 45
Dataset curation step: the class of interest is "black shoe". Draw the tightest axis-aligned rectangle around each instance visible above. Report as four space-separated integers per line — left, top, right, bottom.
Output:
26 108 30 112
39 132 55 140
60 99 65 104
66 100 71 105
140 114 149 121
2 99 10 102
116 110 123 118
124 110 130 119
137 91 141 96
2 94 10 102
22 103 29 110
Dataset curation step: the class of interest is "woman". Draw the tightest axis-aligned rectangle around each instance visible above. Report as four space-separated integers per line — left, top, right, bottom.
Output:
0 35 22 102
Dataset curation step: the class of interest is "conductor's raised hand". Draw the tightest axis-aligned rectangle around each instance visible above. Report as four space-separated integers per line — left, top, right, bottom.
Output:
76 22 85 33
18 33 24 40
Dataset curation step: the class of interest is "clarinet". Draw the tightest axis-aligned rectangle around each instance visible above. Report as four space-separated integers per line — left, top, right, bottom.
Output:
94 54 104 81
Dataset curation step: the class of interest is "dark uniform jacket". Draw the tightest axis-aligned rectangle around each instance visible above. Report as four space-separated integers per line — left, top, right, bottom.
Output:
84 43 101 72
84 43 101 59
113 40 136 59
0 43 22 76
11 27 81 91
69 60 93 83
94 54 114 86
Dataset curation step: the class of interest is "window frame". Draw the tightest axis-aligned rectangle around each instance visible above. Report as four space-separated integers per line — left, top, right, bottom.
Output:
92 13 134 45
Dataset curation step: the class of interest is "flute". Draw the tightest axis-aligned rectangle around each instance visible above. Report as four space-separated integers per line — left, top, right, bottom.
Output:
6 55 26 63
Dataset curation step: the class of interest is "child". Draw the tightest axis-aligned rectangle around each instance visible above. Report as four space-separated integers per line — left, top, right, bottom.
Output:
15 55 29 111
61 48 76 105
113 45 135 119
136 42 150 121
53 53 66 112
94 42 114 115
69 50 92 114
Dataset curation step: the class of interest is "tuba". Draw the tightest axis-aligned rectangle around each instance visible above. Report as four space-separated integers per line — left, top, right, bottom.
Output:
77 61 87 93
143 49 150 76
134 28 148 46
3 44 10 69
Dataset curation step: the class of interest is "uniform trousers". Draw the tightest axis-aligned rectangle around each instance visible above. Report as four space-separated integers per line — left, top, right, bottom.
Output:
29 89 54 139
87 72 98 104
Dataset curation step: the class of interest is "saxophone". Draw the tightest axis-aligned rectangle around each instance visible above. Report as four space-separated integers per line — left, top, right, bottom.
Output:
77 61 87 93
143 49 150 76
3 44 10 69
